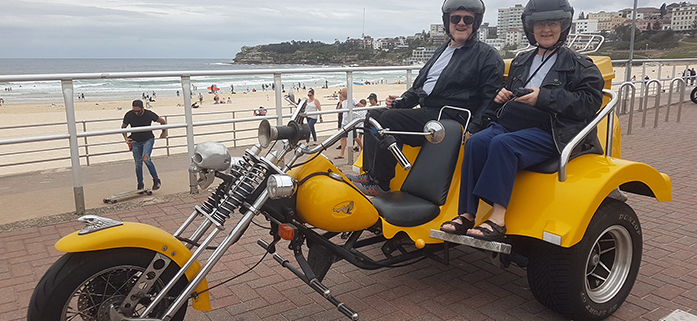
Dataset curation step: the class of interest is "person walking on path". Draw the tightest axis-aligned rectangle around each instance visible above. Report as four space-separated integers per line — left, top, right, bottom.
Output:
305 88 323 144
122 99 167 190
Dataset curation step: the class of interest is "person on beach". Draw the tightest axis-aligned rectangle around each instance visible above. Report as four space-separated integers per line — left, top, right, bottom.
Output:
349 0 504 196
335 87 359 159
122 99 167 191
305 88 323 145
440 0 604 239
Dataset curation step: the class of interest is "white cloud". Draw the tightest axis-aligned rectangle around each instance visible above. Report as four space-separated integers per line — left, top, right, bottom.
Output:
0 0 668 58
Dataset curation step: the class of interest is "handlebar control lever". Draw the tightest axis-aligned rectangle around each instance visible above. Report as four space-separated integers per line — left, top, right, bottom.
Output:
387 143 411 171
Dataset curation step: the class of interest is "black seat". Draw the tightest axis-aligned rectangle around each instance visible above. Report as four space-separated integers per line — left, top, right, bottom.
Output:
372 119 463 227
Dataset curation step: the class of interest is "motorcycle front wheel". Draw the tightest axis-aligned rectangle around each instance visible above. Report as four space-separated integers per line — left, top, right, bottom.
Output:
691 86 697 104
28 248 188 321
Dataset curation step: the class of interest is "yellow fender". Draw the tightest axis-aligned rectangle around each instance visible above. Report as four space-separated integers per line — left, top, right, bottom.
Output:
55 222 212 311
505 154 671 248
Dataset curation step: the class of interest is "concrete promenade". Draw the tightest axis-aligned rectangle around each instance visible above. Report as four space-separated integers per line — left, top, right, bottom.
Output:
0 102 696 320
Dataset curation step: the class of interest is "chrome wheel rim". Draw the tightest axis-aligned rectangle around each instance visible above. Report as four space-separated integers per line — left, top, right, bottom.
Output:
60 265 166 321
585 225 633 304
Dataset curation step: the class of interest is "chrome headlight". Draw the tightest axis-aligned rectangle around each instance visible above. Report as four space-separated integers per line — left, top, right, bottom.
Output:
191 142 231 171
266 174 297 199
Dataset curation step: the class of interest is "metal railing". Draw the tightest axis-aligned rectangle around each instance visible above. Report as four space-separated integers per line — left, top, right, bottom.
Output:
0 66 417 215
1 58 695 214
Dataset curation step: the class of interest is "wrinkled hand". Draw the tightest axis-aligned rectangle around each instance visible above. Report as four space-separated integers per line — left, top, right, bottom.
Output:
513 87 540 106
159 131 168 139
494 88 514 104
385 95 399 109
124 137 132 145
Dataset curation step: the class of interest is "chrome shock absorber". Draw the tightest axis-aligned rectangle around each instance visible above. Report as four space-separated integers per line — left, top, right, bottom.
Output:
200 159 249 213
210 159 268 226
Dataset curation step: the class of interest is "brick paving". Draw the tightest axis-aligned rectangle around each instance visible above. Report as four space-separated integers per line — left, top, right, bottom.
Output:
1 103 696 321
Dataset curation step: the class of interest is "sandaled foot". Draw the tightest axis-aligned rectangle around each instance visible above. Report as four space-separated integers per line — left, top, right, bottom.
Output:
466 220 507 241
440 215 475 235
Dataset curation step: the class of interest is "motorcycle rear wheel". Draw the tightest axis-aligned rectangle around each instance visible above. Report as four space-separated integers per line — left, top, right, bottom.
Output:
691 86 697 104
526 199 642 320
28 248 187 321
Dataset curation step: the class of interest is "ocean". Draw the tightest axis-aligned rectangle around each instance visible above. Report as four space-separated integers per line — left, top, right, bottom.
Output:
0 58 408 103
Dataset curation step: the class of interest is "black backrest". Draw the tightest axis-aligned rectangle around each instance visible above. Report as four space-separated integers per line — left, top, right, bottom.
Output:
400 119 463 205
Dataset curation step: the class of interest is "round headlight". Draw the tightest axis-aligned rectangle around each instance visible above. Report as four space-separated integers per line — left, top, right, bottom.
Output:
266 174 296 199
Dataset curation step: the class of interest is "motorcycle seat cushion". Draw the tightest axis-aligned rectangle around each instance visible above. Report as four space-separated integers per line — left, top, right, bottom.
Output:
371 191 440 227
372 119 464 227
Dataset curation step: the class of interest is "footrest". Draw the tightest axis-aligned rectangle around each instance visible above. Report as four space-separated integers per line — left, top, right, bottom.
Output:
430 229 512 254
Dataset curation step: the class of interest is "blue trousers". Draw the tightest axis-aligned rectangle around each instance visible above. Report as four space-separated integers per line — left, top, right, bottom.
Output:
307 117 318 142
458 123 557 215
131 138 159 186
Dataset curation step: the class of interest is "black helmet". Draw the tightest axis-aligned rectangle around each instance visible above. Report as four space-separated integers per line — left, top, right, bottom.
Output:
441 0 486 38
522 0 574 47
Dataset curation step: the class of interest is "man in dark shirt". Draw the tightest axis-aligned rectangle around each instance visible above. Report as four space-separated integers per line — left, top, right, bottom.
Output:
122 99 167 190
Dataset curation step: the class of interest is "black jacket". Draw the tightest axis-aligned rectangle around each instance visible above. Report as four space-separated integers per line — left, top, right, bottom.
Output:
505 47 605 154
395 38 504 133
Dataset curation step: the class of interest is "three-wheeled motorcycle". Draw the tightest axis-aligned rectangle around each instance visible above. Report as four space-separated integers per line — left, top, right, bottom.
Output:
28 56 671 321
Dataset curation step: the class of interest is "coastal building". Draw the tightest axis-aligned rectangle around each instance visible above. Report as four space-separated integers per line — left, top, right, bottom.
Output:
483 38 506 52
430 24 446 44
670 4 697 32
572 19 599 34
406 46 439 65
588 11 624 31
478 22 491 40
497 4 525 34
505 29 525 47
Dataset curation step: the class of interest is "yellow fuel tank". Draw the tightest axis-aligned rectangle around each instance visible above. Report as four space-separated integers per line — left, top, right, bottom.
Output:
288 154 379 232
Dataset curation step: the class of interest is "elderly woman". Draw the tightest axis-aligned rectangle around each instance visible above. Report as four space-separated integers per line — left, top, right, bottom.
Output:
440 0 605 240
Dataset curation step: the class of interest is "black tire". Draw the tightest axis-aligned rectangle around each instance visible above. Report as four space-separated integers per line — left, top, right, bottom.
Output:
28 248 188 321
526 198 642 321
691 86 697 104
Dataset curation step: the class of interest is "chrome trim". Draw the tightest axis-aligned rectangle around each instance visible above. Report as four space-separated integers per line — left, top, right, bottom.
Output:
77 215 123 235
430 229 512 254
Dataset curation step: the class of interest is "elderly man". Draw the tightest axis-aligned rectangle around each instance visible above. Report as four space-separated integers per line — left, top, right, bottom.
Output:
351 0 504 196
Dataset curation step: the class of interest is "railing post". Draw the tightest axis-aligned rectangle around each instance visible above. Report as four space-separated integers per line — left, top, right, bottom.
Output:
82 120 90 166
274 73 283 126
406 69 413 90
346 71 354 163
232 111 237 148
677 79 685 123
164 115 170 156
619 83 636 135
181 76 197 194
653 82 662 128
61 79 85 215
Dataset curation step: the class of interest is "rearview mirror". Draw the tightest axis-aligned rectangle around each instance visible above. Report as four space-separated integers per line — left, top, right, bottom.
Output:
424 120 445 144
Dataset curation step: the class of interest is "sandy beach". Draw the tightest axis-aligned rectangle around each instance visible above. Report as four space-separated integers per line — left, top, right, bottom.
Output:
0 84 409 176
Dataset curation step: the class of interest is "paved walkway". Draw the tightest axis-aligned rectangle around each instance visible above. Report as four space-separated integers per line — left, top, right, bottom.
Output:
1 103 696 320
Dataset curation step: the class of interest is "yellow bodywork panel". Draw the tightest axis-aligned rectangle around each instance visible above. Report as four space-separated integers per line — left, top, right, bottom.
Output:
495 154 670 247
55 222 212 311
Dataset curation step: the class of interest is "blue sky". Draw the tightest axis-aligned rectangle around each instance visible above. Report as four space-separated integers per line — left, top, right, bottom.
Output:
1 0 668 58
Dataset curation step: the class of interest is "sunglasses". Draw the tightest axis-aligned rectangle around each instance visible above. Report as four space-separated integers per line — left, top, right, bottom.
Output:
450 15 475 25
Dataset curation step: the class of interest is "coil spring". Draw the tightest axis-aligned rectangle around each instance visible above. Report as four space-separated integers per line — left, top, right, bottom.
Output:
210 161 268 225
200 159 250 213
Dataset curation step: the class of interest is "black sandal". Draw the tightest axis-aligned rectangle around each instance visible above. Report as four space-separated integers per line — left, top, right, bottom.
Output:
440 215 475 235
466 220 507 241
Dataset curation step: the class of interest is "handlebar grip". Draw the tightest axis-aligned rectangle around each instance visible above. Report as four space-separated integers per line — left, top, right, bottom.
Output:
387 143 411 171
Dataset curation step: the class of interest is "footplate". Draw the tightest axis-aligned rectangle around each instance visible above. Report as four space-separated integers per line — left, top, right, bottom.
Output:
430 229 511 254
